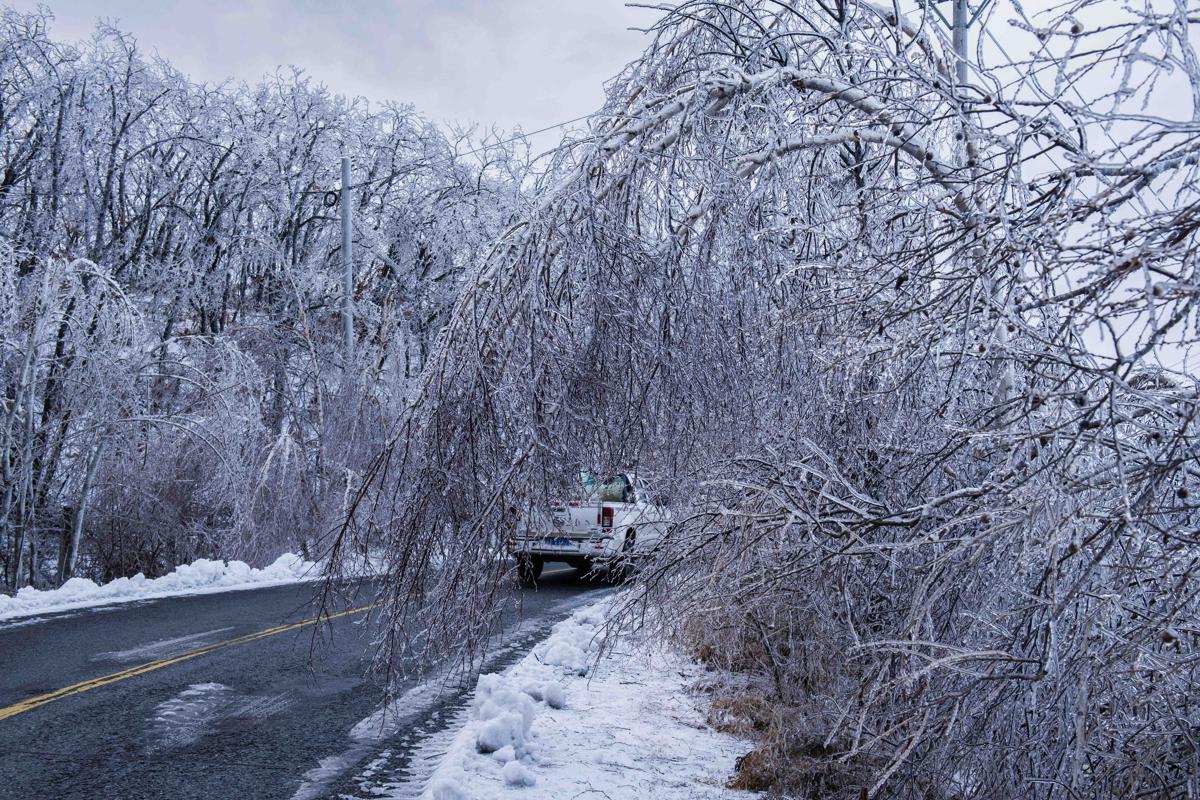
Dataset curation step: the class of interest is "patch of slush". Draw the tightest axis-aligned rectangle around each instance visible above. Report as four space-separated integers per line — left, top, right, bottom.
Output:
290 591 606 800
290 631 546 800
148 682 293 751
149 683 235 750
0 603 131 632
238 691 295 720
93 627 234 662
373 705 473 799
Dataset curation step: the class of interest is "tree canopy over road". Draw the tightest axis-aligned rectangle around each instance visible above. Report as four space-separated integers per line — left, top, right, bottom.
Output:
354 1 1200 796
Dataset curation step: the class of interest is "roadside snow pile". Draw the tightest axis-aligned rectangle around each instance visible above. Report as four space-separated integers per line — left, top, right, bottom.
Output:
420 597 756 800
0 553 319 622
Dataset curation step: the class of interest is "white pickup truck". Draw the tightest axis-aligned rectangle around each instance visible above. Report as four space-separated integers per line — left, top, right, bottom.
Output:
509 472 671 582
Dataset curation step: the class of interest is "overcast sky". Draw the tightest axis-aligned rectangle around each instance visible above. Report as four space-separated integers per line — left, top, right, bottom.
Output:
10 0 658 137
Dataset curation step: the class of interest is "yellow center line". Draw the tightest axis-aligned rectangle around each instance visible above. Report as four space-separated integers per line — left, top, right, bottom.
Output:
0 602 380 722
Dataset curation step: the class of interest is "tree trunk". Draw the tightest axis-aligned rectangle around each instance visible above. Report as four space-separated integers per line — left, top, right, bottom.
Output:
56 440 103 585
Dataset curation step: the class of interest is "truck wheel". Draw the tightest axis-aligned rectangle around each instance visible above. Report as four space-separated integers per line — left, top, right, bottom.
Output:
516 555 543 585
609 530 636 583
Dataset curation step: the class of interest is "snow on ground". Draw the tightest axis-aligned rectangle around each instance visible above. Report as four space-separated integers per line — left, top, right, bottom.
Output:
295 591 600 800
0 553 320 622
418 596 757 800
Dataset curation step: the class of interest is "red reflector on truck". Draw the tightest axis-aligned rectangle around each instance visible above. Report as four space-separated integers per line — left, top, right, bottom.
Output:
600 506 614 530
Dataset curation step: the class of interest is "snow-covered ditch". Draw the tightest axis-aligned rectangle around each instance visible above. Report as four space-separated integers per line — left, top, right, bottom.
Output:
0 552 320 622
419 596 757 800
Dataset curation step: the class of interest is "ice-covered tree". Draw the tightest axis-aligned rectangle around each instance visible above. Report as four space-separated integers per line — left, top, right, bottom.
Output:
0 8 526 588
353 1 1200 796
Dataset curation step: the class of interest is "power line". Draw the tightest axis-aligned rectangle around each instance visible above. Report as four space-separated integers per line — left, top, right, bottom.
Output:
342 111 600 192
452 112 599 161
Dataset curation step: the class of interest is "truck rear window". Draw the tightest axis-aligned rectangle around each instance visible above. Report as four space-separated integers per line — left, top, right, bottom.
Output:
577 471 633 503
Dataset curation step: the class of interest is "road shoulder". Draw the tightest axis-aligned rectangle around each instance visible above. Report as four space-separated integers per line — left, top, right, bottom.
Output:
417 595 758 799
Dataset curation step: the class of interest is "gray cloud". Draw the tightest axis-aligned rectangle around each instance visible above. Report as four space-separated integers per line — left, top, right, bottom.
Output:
9 0 657 133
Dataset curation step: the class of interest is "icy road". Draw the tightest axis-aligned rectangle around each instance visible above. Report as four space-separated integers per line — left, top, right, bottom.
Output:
0 567 607 799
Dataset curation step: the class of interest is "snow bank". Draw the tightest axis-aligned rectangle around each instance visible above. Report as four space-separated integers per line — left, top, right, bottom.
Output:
473 672 538 755
417 596 757 800
0 553 319 622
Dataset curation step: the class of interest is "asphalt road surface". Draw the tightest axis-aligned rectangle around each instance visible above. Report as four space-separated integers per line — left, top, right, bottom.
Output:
0 566 607 800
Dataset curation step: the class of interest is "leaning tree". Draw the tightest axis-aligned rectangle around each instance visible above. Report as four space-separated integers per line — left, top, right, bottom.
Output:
350 1 1200 797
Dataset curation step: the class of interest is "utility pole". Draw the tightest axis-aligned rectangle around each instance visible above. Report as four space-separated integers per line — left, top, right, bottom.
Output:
952 0 969 87
935 0 1014 402
341 154 355 362
935 0 993 89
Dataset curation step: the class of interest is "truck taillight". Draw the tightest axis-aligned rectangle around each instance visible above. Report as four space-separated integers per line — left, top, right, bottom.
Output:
599 506 614 530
